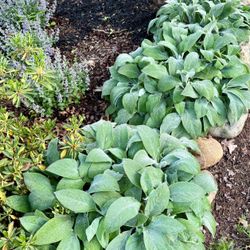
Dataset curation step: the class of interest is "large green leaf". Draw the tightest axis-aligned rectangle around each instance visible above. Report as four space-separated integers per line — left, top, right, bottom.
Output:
184 52 200 72
84 237 102 250
115 54 134 67
24 173 55 211
202 211 217 237
160 113 181 134
158 75 180 92
20 211 48 233
179 31 203 52
95 121 113 150
143 215 185 250
6 195 30 213
46 159 79 179
140 167 164 194
86 217 102 242
33 216 73 245
193 171 218 193
45 138 60 165
103 197 140 233
106 231 131 250
56 178 85 191
57 233 80 250
137 125 160 161
122 92 139 114
118 64 140 79
181 109 202 138
88 172 120 193
192 80 215 101
170 182 206 203
54 189 95 213
123 158 144 187
125 232 146 250
86 148 112 163
145 182 170 217
142 63 167 79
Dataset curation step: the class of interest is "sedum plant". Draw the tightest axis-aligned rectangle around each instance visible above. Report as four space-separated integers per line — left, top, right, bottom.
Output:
102 0 250 138
6 120 218 249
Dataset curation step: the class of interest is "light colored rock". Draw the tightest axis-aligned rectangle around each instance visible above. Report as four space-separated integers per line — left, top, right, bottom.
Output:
209 113 248 139
241 41 250 66
196 137 223 169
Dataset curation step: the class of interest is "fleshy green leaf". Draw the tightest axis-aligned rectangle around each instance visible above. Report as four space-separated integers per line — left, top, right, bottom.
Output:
6 195 30 213
118 64 140 78
55 189 95 213
33 216 73 245
57 233 80 250
142 64 167 79
145 182 170 217
170 182 206 203
106 231 131 250
103 197 140 233
137 125 160 161
46 159 79 179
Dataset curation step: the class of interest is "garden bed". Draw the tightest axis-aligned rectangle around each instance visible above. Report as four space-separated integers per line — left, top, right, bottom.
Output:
55 0 250 248
1 0 250 248
55 0 158 124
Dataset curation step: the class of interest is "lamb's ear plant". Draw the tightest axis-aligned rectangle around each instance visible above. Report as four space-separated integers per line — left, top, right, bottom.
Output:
148 0 250 43
7 121 217 249
102 0 250 138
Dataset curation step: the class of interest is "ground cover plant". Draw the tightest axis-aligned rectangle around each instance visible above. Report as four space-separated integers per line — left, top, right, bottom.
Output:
5 120 218 249
103 0 250 138
0 0 89 116
0 110 85 249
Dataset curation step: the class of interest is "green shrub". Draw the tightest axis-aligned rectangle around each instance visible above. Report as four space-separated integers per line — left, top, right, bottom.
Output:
0 110 85 249
6 120 218 249
103 0 250 138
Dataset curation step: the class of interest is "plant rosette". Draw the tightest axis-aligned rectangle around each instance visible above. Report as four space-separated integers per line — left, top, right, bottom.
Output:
148 0 250 44
6 121 218 249
102 0 250 139
102 37 250 139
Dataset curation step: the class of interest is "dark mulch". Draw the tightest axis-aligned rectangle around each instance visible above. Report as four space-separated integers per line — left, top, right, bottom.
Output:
54 0 158 124
208 116 250 249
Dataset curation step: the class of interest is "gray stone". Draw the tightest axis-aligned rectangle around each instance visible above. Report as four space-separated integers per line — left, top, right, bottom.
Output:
209 113 248 139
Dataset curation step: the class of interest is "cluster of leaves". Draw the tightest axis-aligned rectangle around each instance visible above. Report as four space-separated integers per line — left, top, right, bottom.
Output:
0 109 85 249
5 120 218 249
0 0 89 116
103 0 250 138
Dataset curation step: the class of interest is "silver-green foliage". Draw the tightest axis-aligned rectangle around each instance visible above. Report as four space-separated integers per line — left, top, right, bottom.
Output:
102 0 250 138
7 121 217 249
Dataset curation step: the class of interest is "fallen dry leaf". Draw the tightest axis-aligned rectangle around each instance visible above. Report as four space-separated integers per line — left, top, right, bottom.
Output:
222 139 238 154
